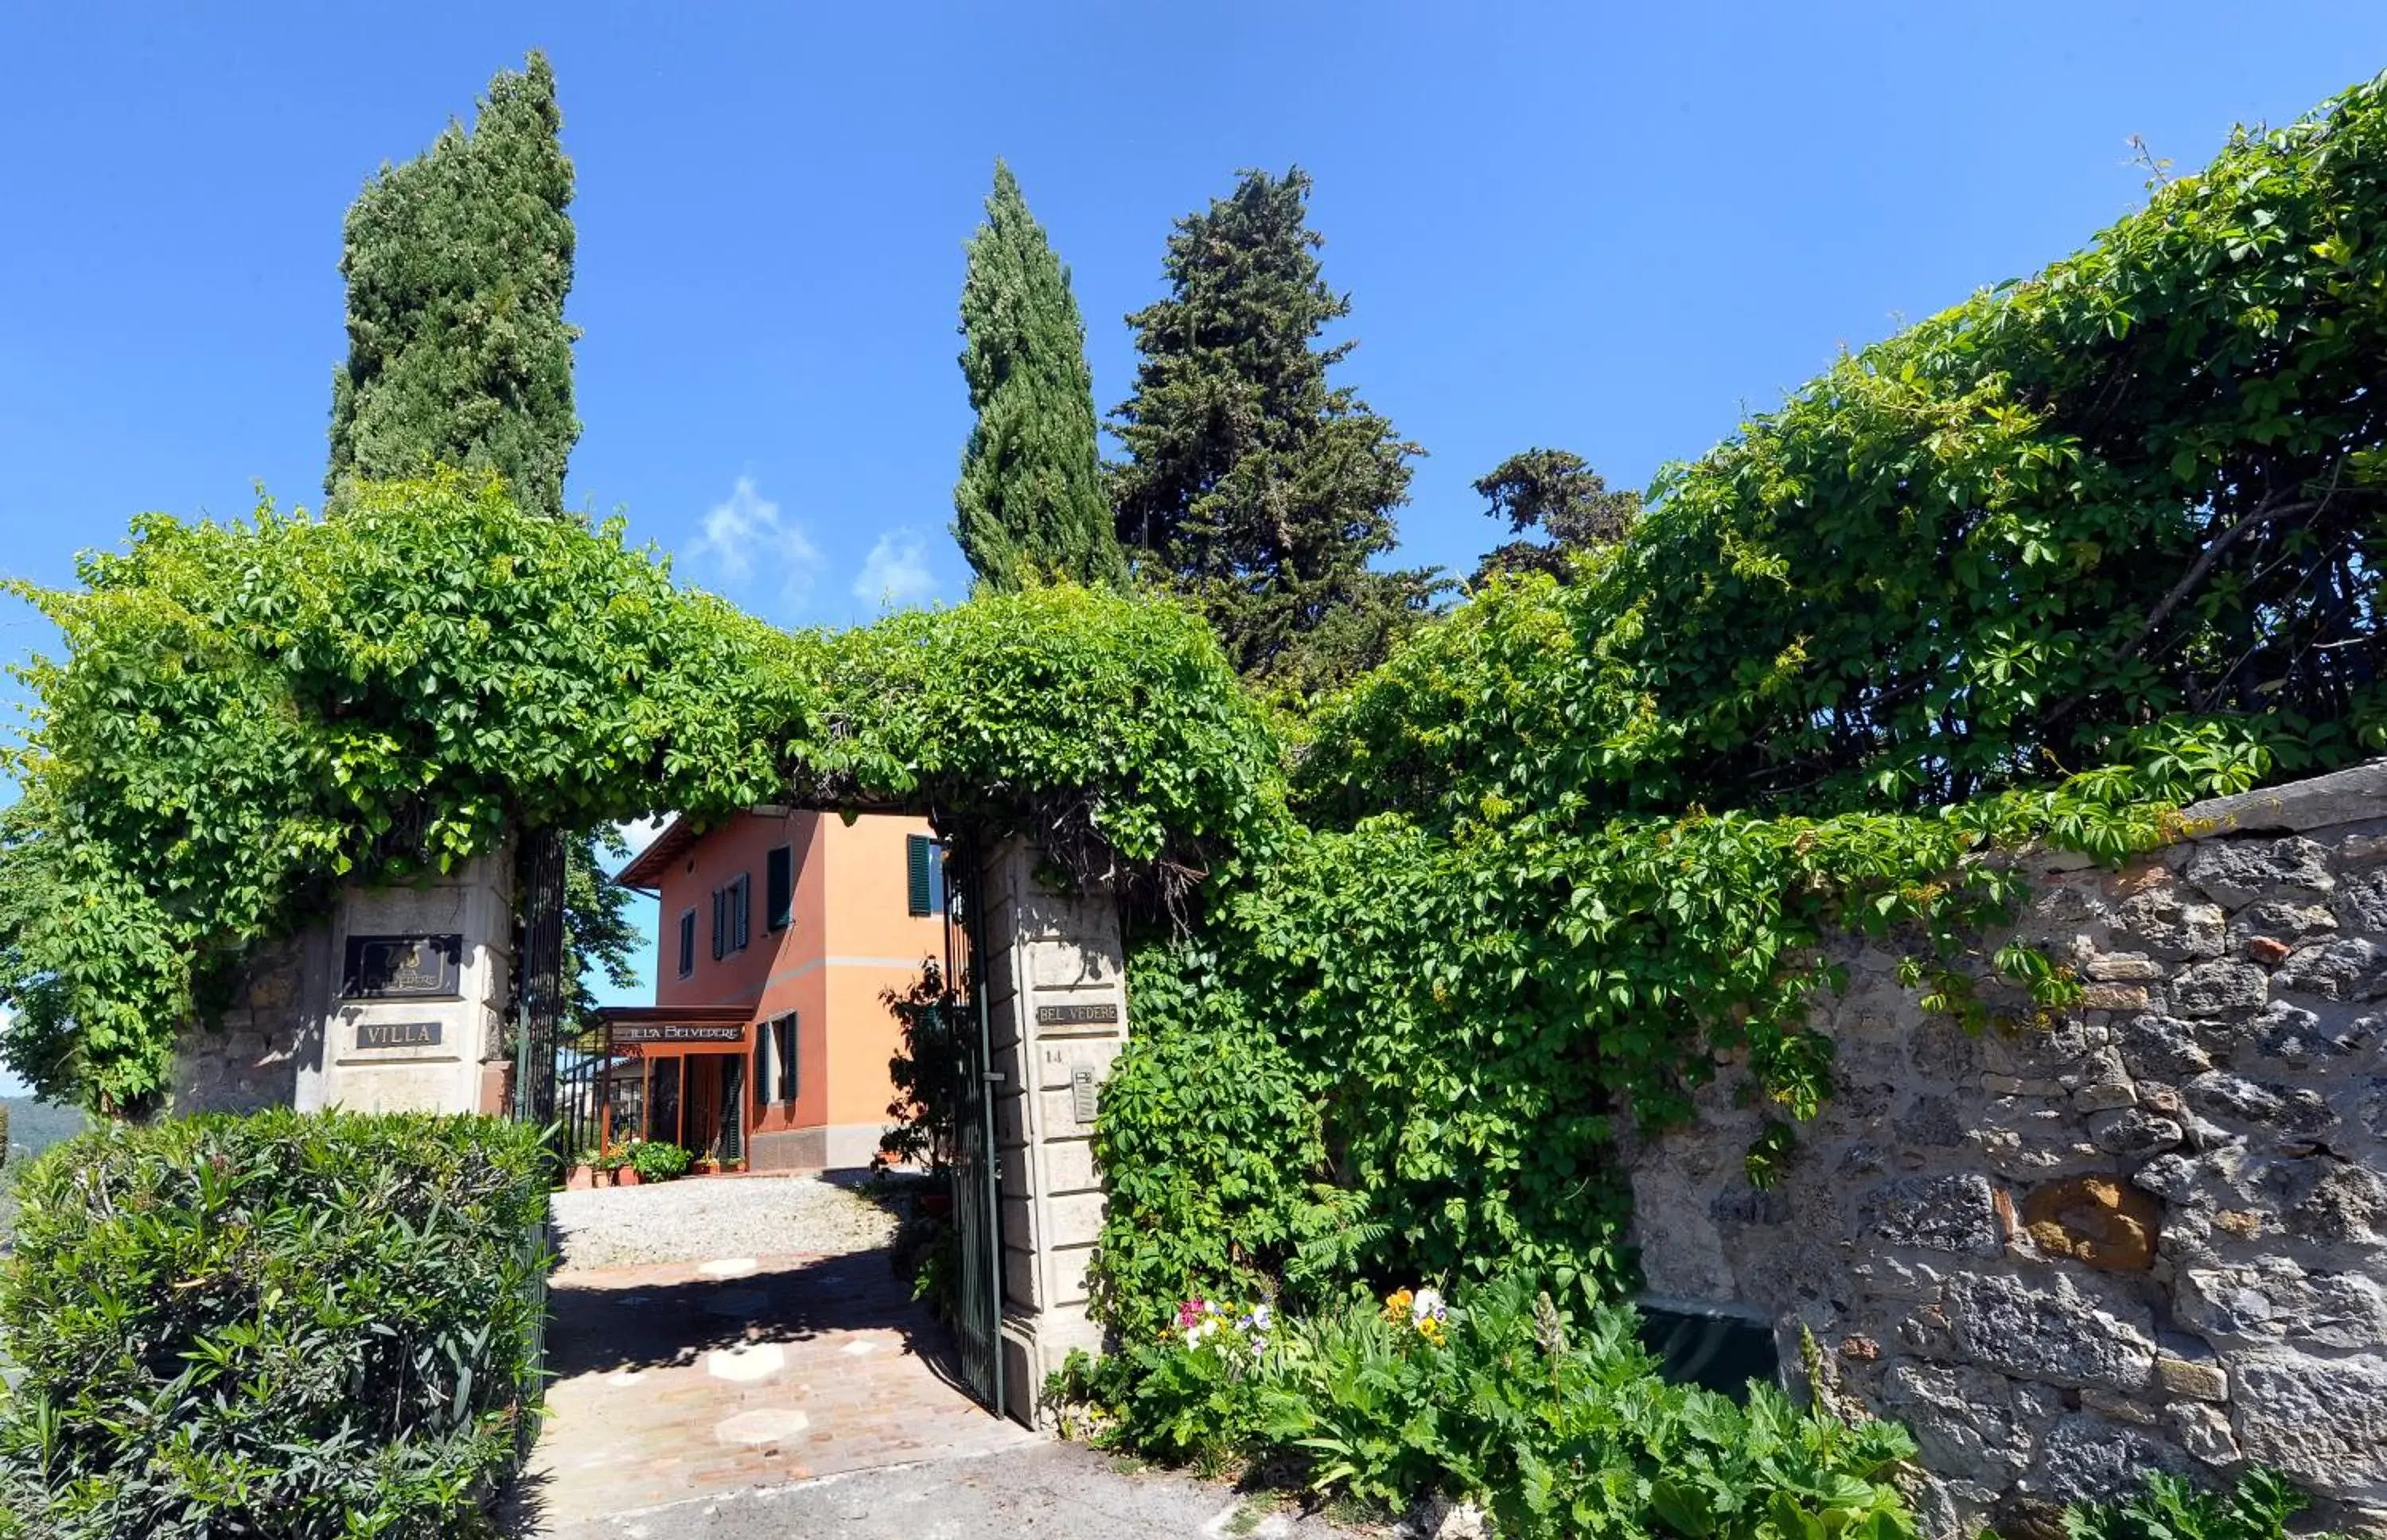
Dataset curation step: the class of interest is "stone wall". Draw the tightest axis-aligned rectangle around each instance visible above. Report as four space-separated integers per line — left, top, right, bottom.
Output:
172 923 331 1114
1625 762 2387 1537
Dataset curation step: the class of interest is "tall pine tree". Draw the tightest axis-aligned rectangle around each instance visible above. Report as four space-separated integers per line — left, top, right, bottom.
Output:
953 162 1124 591
1470 448 1641 585
328 52 578 519
1112 167 1438 694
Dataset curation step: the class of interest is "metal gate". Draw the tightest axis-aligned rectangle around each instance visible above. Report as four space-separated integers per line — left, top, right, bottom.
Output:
940 834 1006 1414
512 826 620 1169
512 826 570 1164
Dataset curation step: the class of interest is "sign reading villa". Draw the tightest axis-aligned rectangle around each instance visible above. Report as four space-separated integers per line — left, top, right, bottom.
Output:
354 1021 443 1051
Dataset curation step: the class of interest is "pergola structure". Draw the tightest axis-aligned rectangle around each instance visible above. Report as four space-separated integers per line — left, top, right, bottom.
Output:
570 1004 754 1161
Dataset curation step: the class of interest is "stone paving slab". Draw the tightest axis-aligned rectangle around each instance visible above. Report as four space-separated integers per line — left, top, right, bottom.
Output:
537 1439 1379 1540
517 1247 1038 1529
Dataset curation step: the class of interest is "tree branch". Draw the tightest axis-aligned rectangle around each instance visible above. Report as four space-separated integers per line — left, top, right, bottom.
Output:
2042 467 2347 729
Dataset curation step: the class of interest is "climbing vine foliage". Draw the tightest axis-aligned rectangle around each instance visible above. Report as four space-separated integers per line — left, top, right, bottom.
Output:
1088 72 2387 1334
1302 72 2387 828
0 473 1273 1109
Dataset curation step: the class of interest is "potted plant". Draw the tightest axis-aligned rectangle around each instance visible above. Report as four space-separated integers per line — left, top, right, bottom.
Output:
629 1140 692 1184
565 1149 602 1190
599 1141 636 1186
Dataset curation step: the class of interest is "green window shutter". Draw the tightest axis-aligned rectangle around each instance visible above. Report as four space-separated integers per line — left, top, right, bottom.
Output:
906 834 933 916
765 846 792 931
776 1015 798 1103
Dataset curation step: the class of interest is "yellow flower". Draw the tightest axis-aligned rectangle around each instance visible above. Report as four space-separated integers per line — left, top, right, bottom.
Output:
1382 1288 1414 1324
1416 1316 1446 1345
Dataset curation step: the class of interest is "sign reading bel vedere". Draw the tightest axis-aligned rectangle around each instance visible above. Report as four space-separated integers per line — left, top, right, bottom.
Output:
1034 1001 1118 1027
610 1023 746 1044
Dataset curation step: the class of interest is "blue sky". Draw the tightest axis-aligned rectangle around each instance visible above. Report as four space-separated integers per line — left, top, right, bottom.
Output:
3 2 2384 1053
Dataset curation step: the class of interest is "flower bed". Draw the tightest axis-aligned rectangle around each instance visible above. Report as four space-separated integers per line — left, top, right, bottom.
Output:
1054 1274 1920 1538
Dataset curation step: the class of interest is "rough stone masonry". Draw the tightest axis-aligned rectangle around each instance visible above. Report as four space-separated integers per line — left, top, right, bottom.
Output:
1625 761 2387 1538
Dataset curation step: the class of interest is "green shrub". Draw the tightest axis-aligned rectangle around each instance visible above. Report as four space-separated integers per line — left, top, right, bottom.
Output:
628 1139 691 1182
0 1110 550 1538
1069 1273 1918 1540
2066 1468 2346 1540
1088 953 1332 1340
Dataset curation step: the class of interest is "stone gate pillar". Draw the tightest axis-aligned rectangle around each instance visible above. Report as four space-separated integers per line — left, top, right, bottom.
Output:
975 838 1127 1425
173 850 515 1118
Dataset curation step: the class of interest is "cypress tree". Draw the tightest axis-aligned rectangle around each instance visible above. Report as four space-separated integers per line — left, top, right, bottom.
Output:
328 52 579 519
1112 167 1438 694
953 162 1124 591
325 55 625 1040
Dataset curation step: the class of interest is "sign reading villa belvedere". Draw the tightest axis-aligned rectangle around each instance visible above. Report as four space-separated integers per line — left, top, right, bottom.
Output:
341 934 462 998
611 1023 747 1045
1034 1001 1119 1027
354 1021 443 1051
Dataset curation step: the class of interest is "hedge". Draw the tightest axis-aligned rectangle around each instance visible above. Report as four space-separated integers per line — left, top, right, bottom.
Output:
0 1110 549 1538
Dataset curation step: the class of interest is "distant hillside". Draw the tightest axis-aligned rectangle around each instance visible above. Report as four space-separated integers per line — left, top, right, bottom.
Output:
4 1098 88 1163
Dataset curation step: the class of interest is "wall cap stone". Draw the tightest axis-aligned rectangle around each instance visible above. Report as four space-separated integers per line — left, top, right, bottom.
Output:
2182 760 2387 838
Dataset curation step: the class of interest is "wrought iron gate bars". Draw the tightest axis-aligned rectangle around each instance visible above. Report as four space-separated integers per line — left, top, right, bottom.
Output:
942 828 1007 1415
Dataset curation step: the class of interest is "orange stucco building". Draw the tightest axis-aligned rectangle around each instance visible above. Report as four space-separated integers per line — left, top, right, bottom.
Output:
605 808 945 1171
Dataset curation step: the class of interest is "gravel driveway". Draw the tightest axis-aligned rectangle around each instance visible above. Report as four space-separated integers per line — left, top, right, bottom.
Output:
547 1174 905 1270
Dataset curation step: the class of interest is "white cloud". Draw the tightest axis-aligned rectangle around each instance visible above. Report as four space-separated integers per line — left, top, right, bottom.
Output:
613 816 668 860
852 529 934 609
693 476 824 611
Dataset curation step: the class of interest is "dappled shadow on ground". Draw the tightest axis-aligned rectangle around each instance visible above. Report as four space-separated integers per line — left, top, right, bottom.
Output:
827 1167 933 1220
543 1246 974 1398
493 1461 552 1538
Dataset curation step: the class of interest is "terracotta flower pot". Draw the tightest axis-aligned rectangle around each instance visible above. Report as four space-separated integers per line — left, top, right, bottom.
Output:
615 1166 642 1187
566 1164 597 1192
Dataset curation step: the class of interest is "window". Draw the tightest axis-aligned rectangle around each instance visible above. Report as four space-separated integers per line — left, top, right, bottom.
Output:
775 1014 798 1103
765 845 792 931
649 1058 682 1147
676 908 696 978
756 1012 799 1106
906 834 937 916
711 876 752 958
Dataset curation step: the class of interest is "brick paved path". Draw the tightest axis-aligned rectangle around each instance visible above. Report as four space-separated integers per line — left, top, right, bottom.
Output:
515 1247 1038 1530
